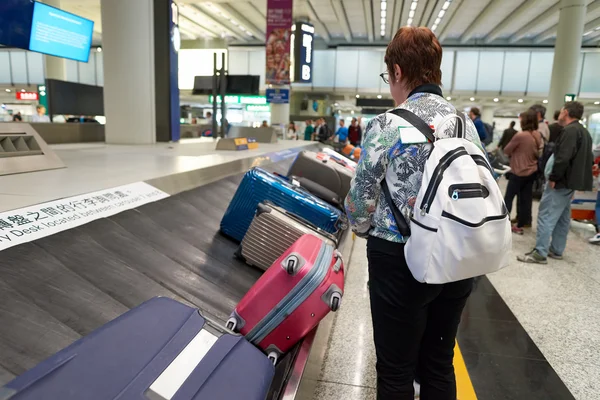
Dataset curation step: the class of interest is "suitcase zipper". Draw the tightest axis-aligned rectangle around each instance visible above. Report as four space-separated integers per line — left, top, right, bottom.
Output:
245 243 333 345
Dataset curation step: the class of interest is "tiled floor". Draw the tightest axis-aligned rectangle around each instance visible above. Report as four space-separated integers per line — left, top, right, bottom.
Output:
314 201 598 399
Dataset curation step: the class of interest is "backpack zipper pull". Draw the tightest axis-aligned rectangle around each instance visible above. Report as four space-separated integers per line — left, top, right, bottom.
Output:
420 206 427 216
452 190 459 201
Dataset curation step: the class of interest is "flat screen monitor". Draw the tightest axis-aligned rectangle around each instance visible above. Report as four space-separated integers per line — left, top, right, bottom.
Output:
29 2 94 62
192 76 217 95
226 75 260 95
0 1 94 63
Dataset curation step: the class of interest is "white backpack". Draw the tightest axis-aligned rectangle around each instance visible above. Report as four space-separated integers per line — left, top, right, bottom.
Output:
383 109 512 284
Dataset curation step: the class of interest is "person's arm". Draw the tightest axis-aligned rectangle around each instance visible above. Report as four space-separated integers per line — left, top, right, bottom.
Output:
474 119 487 142
357 126 363 143
344 118 391 236
503 132 520 157
550 127 578 184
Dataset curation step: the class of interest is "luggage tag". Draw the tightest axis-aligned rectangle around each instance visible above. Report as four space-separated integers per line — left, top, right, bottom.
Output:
398 126 431 144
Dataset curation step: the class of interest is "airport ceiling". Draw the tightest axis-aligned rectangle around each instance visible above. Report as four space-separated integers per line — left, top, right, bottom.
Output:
61 0 600 46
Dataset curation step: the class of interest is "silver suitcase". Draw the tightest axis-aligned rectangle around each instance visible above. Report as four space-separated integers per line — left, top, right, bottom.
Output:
238 202 338 271
288 151 354 199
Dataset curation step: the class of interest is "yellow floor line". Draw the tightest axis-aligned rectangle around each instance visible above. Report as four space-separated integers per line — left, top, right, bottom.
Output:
454 343 478 400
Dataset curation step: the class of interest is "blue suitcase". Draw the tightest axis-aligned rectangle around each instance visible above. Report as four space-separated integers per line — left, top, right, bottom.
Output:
0 297 274 400
220 167 347 242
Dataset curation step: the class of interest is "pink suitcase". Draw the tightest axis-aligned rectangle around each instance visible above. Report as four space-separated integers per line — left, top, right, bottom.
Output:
226 234 344 364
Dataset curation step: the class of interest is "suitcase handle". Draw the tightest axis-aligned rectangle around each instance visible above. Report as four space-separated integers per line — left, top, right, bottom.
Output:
261 201 339 246
333 251 343 272
198 310 242 337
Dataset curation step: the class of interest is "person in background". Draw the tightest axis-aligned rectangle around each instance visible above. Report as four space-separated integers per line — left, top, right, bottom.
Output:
286 121 297 140
31 105 50 123
336 119 349 144
498 121 518 149
530 104 550 142
549 110 563 144
590 153 600 245
206 111 212 120
469 107 487 143
261 120 269 128
12 112 22 122
346 26 482 399
503 110 543 235
348 117 362 146
304 119 315 141
317 118 331 143
518 101 594 264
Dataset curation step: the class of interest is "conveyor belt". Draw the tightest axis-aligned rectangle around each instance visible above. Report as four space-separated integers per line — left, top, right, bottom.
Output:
0 157 305 394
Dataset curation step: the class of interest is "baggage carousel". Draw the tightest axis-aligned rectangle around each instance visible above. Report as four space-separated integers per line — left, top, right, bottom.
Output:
0 140 355 399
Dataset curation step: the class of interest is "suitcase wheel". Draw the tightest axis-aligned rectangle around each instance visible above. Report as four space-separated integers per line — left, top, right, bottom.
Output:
330 292 342 312
285 256 299 275
226 317 238 332
268 351 279 366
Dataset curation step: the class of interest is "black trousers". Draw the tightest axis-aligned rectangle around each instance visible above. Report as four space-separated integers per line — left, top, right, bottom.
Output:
504 172 537 227
367 237 473 400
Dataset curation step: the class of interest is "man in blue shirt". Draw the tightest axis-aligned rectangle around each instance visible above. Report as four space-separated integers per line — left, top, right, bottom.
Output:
336 119 349 144
469 107 487 144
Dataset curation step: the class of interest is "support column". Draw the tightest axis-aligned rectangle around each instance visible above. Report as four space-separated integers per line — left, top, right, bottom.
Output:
42 0 66 80
270 86 291 130
547 0 587 117
481 107 495 124
100 0 180 144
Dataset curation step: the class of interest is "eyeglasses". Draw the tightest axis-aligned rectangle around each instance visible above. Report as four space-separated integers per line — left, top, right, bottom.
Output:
380 72 389 84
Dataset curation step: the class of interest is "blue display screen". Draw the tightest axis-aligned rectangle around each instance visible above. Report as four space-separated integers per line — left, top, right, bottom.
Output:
28 2 94 62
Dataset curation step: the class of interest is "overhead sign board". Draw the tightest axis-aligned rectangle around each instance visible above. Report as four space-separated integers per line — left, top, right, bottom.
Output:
564 94 577 102
16 92 39 101
266 88 290 104
291 23 314 83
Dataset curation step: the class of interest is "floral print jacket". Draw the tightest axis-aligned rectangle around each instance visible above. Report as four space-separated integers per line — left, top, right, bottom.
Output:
344 88 484 243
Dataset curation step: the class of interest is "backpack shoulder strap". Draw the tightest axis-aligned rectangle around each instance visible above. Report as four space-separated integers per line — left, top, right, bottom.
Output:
388 109 435 143
380 179 411 237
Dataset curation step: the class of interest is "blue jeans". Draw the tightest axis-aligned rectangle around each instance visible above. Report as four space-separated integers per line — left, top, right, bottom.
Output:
535 185 574 257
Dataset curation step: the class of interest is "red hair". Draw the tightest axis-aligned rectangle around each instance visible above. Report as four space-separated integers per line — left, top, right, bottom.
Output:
384 27 443 90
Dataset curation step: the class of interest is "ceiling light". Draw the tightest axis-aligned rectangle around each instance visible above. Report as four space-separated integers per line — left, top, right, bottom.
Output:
377 95 383 99
435 17 441 24
518 99 524 103
21 89 25 92
351 110 355 114
595 101 600 105
409 10 415 18
470 97 475 101
493 98 499 102
411 1 418 11
381 30 386 36
356 94 360 98
334 103 339 106
438 10 446 18
446 96 452 100
407 18 413 25
96 47 102 52
5 89 11 93
381 10 387 18
381 2 387 11
543 99 548 104
442 1 451 10
432 24 438 31
381 17 386 25
595 26 600 31
584 31 593 36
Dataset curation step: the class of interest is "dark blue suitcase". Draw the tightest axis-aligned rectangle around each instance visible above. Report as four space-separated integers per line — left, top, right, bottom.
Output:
220 167 347 242
0 297 274 400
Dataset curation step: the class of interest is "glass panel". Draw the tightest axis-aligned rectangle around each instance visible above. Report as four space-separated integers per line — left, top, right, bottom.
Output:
10 51 28 84
96 51 104 86
26 52 45 84
580 53 600 96
501 51 530 93
65 59 79 82
357 50 384 93
453 51 479 91
0 51 11 84
527 52 553 95
313 50 335 89
441 50 454 91
334 50 359 88
79 54 96 85
477 52 504 92
228 50 249 75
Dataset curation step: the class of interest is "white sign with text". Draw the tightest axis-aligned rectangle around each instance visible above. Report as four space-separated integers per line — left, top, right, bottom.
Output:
0 182 170 251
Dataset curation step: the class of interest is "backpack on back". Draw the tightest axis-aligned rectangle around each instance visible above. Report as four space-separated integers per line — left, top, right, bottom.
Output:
382 109 512 284
483 122 494 146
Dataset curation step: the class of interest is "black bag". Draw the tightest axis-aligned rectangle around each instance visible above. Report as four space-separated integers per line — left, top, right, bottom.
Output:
483 122 494 146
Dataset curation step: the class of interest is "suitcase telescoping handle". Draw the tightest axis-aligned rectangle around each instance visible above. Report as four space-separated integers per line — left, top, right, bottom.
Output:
260 201 339 246
333 250 343 273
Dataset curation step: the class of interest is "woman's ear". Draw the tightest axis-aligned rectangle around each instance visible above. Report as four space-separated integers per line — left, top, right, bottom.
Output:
394 64 402 84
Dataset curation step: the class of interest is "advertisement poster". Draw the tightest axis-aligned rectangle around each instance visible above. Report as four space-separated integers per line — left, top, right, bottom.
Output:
266 0 293 85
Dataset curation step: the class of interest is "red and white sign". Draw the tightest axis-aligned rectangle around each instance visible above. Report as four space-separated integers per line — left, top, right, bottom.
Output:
15 92 39 101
